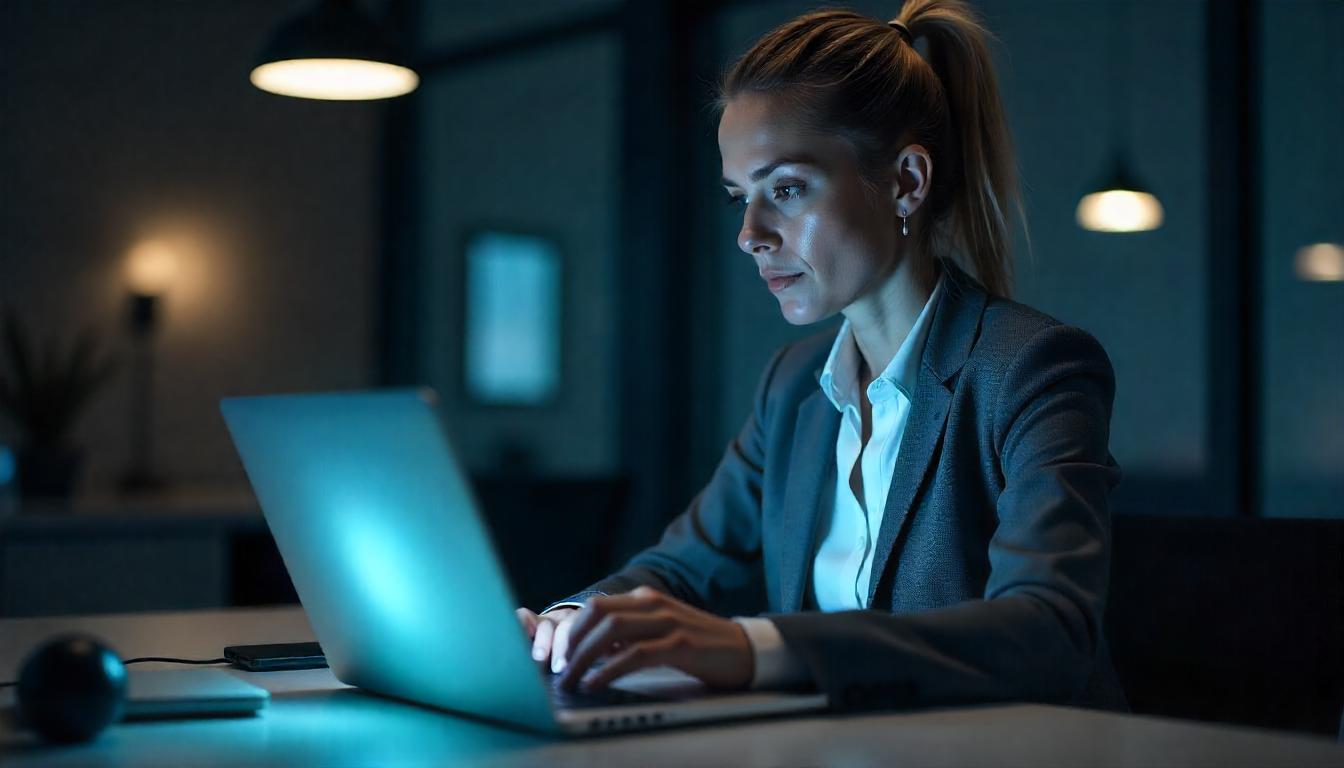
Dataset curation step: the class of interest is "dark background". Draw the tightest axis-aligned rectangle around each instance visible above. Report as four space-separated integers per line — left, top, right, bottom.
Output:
1 0 1341 737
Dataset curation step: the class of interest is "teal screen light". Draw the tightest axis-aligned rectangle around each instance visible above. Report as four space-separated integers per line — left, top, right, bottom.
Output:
0 446 14 485
464 232 561 405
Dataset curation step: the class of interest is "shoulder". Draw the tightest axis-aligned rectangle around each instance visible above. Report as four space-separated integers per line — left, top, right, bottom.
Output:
973 294 1114 385
928 259 1115 390
965 294 1117 438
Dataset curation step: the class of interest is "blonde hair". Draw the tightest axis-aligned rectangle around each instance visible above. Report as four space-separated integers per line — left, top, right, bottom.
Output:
717 1 1025 298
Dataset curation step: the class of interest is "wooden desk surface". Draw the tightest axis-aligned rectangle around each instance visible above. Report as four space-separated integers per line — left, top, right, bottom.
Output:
2 608 1341 767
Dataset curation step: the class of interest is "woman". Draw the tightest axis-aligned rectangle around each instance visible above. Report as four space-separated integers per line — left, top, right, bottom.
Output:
517 0 1127 711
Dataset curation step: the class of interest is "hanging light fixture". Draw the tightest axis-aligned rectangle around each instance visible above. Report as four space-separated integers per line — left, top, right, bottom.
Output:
1077 1 1164 233
1295 242 1344 282
1077 151 1165 233
251 0 418 101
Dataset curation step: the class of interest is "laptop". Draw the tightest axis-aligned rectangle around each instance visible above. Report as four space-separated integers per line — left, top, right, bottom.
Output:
123 669 269 720
220 389 827 736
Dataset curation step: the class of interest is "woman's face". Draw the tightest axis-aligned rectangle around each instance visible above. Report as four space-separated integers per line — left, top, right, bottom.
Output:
719 92 901 325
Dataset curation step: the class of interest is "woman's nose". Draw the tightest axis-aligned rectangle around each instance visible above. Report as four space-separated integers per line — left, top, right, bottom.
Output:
737 205 781 255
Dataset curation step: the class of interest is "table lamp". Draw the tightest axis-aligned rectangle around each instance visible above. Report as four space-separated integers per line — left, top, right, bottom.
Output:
119 241 177 494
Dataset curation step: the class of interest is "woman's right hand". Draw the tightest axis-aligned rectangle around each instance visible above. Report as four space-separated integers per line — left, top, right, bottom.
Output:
515 606 580 673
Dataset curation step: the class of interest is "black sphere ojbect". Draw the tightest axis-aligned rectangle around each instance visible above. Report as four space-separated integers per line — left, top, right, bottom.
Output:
16 634 127 744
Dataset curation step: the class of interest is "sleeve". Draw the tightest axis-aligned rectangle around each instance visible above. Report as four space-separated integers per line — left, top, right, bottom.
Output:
539 600 588 614
767 323 1122 709
732 617 812 689
542 345 790 615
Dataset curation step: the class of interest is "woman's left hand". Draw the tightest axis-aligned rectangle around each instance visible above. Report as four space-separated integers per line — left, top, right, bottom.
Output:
557 586 754 692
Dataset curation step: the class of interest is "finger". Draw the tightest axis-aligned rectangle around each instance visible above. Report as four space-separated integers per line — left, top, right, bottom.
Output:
559 612 674 690
563 591 665 670
516 608 539 638
564 588 665 663
551 615 574 674
532 618 556 662
581 633 682 691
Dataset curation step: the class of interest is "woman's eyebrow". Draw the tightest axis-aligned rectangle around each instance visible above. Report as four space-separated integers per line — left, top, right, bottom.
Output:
721 155 819 186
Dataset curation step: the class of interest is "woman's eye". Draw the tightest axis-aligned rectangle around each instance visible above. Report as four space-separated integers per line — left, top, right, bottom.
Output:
725 184 803 210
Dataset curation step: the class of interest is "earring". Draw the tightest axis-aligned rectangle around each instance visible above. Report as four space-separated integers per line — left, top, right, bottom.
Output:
901 210 909 237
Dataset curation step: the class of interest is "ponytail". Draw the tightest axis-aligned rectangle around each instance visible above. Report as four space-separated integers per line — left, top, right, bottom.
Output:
900 0 1023 296
719 0 1025 298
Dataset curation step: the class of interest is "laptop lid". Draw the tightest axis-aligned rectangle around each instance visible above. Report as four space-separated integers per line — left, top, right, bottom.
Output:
221 389 557 733
123 669 269 720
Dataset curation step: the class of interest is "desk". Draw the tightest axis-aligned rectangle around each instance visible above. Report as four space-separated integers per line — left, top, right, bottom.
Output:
2 608 1341 767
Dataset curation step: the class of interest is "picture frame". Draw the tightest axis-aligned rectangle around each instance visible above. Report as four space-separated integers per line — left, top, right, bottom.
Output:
460 229 564 407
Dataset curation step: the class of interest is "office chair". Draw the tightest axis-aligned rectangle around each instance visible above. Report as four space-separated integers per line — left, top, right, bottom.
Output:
1107 515 1344 736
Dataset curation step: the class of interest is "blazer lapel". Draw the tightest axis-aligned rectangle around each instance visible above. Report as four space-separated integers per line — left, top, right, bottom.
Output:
865 258 987 606
779 385 840 613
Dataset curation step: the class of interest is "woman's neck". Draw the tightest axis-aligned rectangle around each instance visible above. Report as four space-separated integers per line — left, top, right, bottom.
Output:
844 255 937 381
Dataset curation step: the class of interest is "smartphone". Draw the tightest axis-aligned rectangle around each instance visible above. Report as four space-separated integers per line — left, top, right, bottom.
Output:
223 642 327 671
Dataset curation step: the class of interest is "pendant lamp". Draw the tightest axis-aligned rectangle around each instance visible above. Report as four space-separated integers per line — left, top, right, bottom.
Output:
1076 151 1165 233
1295 242 1344 282
251 0 418 101
1076 1 1164 233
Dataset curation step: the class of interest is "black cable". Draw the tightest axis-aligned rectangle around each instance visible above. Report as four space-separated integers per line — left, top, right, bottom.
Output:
122 656 229 666
0 656 229 688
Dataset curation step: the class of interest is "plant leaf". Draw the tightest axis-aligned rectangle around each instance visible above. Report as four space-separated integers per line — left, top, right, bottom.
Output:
0 310 121 445
1 308 35 423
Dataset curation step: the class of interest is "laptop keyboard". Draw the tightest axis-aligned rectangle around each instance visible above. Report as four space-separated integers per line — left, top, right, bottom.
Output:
546 673 662 710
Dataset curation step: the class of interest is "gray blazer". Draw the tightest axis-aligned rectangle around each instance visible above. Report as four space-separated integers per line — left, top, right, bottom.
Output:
561 257 1127 711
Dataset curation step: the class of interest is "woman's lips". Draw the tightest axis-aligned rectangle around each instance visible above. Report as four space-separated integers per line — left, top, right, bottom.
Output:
766 273 803 292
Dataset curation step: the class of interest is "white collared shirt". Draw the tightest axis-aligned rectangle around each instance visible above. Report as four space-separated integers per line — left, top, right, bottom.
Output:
812 274 944 610
735 274 944 686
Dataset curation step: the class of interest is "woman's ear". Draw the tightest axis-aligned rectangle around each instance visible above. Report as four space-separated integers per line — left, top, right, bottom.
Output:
890 144 933 217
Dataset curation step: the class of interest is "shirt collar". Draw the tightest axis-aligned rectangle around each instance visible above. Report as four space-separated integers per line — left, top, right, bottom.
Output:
818 273 945 412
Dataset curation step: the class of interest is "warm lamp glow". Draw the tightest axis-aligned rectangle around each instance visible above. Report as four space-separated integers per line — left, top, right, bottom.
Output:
1076 189 1165 233
1295 242 1344 282
125 240 180 296
250 58 418 100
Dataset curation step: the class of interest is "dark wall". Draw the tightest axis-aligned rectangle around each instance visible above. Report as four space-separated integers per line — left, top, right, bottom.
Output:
414 0 622 475
1261 1 1344 519
0 0 382 491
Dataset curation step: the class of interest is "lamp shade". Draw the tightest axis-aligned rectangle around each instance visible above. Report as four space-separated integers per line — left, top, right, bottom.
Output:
1295 242 1344 282
124 240 179 297
1076 152 1165 233
250 0 418 101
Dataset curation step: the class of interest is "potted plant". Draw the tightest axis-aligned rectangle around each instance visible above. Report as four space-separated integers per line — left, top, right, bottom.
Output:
0 308 118 500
